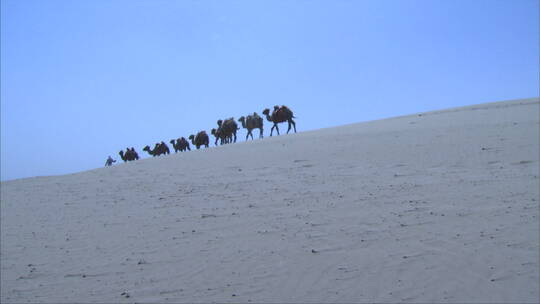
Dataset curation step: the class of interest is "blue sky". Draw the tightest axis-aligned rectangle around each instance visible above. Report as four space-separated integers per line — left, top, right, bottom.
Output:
1 0 538 181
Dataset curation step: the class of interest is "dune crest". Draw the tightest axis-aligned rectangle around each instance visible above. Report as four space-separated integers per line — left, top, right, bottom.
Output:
2 98 539 303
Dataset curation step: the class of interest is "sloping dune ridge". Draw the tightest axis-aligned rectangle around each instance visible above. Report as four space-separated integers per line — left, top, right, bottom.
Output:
1 98 539 303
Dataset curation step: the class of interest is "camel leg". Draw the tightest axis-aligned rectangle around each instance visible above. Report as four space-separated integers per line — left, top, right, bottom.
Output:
260 127 263 138
270 124 278 136
287 121 292 134
292 119 296 133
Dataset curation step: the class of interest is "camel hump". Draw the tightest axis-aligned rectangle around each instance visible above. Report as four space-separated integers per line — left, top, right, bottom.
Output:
272 105 285 115
280 105 292 113
281 105 294 117
197 131 207 140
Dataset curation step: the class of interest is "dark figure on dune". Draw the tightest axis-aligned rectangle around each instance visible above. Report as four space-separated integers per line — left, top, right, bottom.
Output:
170 137 191 152
119 147 139 162
216 118 238 145
262 105 296 136
189 131 210 149
143 142 170 157
105 156 116 166
238 112 264 140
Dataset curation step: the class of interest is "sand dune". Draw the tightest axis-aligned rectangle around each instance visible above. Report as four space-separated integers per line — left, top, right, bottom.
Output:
1 98 539 303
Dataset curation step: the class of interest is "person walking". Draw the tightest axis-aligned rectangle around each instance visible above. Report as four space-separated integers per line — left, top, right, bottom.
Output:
104 156 116 167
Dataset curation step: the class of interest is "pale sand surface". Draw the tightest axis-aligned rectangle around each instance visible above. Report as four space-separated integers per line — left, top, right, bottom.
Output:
1 98 539 303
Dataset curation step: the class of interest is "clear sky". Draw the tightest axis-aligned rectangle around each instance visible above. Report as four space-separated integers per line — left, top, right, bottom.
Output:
1 0 538 181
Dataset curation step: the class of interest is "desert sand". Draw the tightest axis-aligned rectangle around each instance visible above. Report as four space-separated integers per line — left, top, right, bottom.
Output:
1 98 539 303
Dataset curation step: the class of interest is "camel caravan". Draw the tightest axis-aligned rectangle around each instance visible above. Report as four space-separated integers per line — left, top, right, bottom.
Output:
114 105 296 164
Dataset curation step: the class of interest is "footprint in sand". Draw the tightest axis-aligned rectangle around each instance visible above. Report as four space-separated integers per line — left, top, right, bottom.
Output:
512 160 534 165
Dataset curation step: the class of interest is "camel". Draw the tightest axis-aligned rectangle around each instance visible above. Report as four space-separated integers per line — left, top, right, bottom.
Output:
128 147 139 160
143 145 157 156
126 147 139 160
143 142 170 157
262 105 296 136
211 128 228 146
189 131 209 149
118 150 127 162
170 137 191 152
169 139 179 152
119 151 126 162
178 137 191 151
159 141 170 155
119 147 139 162
216 118 238 144
238 112 264 140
